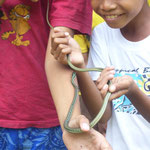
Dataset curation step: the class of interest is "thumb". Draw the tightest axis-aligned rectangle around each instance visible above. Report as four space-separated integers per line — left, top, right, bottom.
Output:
109 84 116 93
69 115 90 132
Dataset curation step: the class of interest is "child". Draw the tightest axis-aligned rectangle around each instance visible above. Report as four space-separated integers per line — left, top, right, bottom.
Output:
51 0 150 150
0 0 106 149
74 11 107 135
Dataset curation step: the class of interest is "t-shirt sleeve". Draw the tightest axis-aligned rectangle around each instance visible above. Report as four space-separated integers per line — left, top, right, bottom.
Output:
92 11 104 30
49 0 92 35
74 34 89 53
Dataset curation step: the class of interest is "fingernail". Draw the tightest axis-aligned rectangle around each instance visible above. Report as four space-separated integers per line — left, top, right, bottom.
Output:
110 70 115 74
65 32 69 36
103 84 108 90
109 74 114 78
110 85 116 91
81 123 89 130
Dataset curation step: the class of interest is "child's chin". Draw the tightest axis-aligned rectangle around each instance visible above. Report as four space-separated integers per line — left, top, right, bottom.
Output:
106 22 126 29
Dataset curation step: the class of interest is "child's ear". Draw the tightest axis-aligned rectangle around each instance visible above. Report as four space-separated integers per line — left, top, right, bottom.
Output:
148 0 150 7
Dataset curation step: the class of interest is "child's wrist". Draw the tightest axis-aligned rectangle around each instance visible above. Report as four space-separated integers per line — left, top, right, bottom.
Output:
75 63 86 72
126 80 136 98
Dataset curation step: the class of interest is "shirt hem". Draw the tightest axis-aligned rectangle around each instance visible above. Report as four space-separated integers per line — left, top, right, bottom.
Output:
0 120 60 129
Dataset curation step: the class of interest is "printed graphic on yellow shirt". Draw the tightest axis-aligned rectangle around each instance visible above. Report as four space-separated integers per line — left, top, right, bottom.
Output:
1 4 31 46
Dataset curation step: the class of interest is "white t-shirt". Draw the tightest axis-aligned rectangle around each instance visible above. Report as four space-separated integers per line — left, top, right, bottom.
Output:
87 22 150 150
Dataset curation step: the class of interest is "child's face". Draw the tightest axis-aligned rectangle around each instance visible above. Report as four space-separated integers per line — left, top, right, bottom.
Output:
91 0 145 28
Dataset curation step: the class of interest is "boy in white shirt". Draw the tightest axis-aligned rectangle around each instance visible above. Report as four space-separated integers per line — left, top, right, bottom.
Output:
51 0 150 150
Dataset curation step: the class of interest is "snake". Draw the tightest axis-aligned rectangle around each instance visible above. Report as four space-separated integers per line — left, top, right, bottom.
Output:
46 0 111 133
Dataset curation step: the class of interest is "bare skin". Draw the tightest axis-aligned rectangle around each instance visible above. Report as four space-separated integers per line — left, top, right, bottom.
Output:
63 115 112 150
90 0 150 122
46 27 112 150
51 20 150 123
49 0 150 149
2 0 112 149
51 28 112 123
98 67 150 122
91 0 150 41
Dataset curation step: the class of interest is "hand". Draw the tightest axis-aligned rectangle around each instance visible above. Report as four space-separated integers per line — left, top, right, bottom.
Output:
108 75 134 100
63 115 112 150
51 28 85 67
96 66 115 99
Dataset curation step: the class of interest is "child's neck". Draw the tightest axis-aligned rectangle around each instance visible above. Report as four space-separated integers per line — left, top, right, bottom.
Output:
121 3 150 42
121 21 150 42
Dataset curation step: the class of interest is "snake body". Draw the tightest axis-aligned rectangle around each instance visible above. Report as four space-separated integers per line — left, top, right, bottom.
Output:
64 57 111 133
46 0 111 133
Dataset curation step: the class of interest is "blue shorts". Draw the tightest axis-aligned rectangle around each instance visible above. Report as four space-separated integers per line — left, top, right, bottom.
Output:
0 126 67 150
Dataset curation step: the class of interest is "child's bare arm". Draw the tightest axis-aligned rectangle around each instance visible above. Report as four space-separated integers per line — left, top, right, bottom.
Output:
109 75 150 122
51 29 112 123
96 67 150 122
45 28 112 150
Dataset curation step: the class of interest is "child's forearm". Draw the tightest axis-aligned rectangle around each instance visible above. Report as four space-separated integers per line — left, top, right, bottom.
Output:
45 49 81 130
126 82 150 122
76 71 112 123
45 30 81 130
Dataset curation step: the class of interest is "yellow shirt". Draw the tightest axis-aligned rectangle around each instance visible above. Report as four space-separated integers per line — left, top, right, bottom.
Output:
148 0 150 6
74 11 104 53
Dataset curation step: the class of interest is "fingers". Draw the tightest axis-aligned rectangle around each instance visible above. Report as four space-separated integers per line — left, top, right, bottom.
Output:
57 47 71 64
53 44 68 59
50 28 84 66
50 28 71 63
109 75 131 92
51 29 69 55
96 66 115 98
100 84 109 99
79 115 90 131
90 129 112 150
96 66 115 90
108 75 134 100
69 115 90 132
